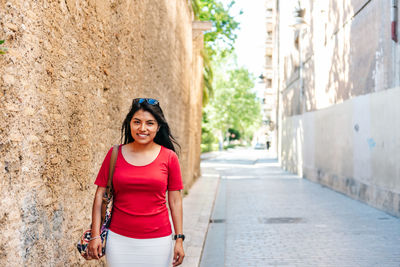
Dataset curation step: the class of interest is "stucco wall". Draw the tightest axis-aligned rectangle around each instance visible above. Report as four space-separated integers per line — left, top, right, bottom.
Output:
0 0 203 265
277 0 400 217
279 0 399 116
281 87 400 217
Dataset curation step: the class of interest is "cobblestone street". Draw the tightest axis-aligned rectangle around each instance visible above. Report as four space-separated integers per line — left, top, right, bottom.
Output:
199 148 400 267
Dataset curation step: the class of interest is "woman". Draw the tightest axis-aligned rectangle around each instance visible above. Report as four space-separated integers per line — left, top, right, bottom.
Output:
88 98 185 266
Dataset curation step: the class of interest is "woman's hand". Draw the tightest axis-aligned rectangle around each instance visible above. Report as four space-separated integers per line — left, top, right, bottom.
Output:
172 240 185 266
87 238 103 260
87 186 106 260
168 190 184 266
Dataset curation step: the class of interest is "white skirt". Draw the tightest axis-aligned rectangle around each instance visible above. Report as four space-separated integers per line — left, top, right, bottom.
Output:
106 230 173 267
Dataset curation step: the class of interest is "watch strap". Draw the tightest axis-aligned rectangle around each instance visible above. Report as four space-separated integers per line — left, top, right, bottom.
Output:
173 234 185 241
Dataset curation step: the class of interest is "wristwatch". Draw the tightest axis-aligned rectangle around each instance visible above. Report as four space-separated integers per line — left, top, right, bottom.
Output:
173 234 185 241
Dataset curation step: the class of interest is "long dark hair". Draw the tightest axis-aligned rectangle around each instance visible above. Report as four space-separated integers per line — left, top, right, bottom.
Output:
120 98 181 154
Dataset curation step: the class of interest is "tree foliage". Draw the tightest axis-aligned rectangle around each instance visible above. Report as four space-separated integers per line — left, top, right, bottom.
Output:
203 62 262 143
193 0 240 58
194 1 262 150
191 0 241 105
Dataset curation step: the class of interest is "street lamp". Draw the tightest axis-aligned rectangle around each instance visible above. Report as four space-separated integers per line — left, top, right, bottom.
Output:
291 11 307 29
258 73 266 83
290 1 307 111
290 1 307 29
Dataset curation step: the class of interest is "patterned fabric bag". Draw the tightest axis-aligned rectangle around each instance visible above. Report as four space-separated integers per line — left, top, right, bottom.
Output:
76 145 118 260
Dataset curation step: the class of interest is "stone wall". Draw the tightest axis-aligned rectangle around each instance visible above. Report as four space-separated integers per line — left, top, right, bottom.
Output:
0 0 204 265
276 0 400 217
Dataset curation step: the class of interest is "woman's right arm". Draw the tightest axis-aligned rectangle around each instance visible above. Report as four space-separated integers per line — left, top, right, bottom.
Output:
88 186 106 259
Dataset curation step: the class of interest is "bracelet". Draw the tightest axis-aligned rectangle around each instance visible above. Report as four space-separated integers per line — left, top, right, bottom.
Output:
89 235 101 241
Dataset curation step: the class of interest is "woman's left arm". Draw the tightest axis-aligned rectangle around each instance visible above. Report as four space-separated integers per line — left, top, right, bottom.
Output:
168 190 185 266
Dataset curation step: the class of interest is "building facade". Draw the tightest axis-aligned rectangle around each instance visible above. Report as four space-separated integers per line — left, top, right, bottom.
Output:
256 0 278 153
275 0 400 217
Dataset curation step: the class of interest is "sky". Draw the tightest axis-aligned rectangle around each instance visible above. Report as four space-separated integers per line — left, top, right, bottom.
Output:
225 0 266 76
222 0 266 93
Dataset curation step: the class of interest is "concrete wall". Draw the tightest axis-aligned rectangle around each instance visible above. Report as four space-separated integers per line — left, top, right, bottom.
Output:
277 0 400 216
0 0 203 265
281 87 400 216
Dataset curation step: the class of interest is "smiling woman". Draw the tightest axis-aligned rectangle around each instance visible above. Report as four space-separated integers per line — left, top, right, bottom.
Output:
131 110 159 142
120 98 180 151
88 98 186 267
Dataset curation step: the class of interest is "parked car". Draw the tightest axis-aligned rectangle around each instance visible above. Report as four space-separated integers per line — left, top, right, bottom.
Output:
254 143 266 150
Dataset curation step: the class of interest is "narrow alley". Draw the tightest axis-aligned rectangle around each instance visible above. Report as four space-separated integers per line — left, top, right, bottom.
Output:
183 147 400 267
1 1 399 266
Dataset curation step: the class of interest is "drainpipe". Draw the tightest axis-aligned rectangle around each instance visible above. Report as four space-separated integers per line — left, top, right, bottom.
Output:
392 0 398 42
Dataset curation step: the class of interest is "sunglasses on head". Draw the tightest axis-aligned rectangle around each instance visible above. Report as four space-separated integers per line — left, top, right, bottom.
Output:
134 98 159 105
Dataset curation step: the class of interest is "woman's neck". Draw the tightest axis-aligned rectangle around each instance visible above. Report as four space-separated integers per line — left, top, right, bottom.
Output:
129 141 159 152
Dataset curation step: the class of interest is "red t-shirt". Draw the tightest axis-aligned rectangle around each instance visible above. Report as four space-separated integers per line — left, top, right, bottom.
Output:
94 144 183 239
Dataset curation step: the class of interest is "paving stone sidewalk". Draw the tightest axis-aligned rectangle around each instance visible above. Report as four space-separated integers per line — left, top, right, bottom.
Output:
180 151 223 267
199 148 400 267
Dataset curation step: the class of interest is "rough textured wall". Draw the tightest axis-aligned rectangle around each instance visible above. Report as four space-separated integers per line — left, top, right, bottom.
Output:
0 0 203 265
186 30 204 189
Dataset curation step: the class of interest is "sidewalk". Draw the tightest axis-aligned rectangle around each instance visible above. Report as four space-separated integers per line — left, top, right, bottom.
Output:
199 148 400 267
180 152 222 267
180 148 268 267
184 148 400 266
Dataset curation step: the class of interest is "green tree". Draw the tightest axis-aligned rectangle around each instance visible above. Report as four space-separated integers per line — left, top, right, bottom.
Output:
203 62 262 146
192 0 240 58
195 1 261 151
191 0 241 105
201 110 217 152
228 128 241 140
